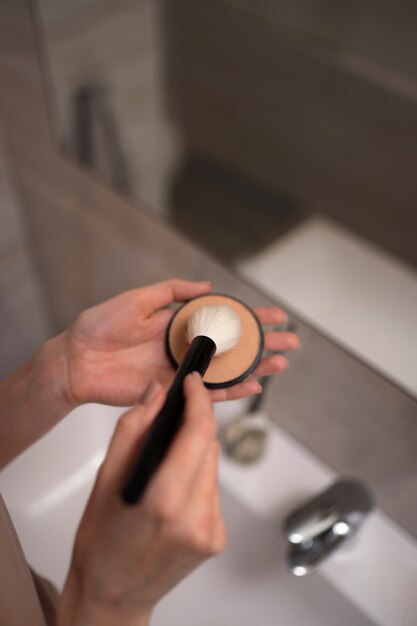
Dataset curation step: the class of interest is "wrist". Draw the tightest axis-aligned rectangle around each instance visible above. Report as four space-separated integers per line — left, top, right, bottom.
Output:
59 570 152 626
37 333 79 416
0 332 78 468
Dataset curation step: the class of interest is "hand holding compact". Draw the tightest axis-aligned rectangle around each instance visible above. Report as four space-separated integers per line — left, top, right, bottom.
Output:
0 278 299 469
61 279 299 408
61 279 211 407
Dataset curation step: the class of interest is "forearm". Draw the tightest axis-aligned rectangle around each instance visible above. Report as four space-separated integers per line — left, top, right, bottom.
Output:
0 333 75 468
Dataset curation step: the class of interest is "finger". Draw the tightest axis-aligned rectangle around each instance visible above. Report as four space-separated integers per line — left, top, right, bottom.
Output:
210 379 262 402
253 306 287 325
252 354 288 377
181 441 220 540
209 486 227 554
98 382 166 490
210 351 290 402
145 373 216 503
187 440 220 508
147 308 176 336
179 441 225 556
264 331 300 352
195 443 227 556
143 279 212 313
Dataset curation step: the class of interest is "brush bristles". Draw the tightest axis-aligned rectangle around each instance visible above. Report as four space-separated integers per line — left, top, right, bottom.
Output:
187 305 242 355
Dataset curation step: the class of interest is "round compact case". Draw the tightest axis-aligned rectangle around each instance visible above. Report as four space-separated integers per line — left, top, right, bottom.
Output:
165 293 264 389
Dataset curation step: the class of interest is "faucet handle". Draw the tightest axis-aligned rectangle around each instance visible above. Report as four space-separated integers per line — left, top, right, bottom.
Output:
284 478 374 576
284 479 374 545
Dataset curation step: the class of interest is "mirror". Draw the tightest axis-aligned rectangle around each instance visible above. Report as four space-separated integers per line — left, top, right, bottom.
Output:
34 0 417 266
31 0 417 537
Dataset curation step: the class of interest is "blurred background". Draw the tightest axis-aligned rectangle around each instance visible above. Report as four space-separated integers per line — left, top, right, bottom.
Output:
0 0 416 539
35 0 417 266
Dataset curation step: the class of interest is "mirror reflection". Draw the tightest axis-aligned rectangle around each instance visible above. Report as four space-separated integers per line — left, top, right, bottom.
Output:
0 2 416 623
36 0 417 267
29 0 417 518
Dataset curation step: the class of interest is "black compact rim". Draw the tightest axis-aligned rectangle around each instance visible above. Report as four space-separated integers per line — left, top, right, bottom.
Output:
165 292 264 389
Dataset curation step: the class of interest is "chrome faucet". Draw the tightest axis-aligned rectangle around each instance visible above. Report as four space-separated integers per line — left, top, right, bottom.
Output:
283 478 374 576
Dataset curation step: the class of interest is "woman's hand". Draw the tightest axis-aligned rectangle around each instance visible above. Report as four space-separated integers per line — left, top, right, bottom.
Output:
60 279 211 406
0 279 299 468
58 373 226 626
59 279 299 407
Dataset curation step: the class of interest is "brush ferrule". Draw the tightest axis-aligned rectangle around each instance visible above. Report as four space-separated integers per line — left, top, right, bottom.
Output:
175 335 216 382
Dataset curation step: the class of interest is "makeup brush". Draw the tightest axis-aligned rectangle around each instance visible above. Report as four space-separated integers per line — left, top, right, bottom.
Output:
122 304 242 504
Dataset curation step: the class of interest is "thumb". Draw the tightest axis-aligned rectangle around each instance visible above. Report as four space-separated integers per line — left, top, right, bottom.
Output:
98 382 165 491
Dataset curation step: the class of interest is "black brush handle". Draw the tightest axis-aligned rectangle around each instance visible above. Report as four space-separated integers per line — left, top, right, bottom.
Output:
122 335 216 505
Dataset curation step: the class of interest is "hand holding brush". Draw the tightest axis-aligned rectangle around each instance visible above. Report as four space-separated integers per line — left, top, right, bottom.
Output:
122 304 242 504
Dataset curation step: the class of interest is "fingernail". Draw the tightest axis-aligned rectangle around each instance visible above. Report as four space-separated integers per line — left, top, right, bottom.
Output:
141 382 160 405
192 371 202 381
274 355 289 369
275 310 287 323
289 334 301 348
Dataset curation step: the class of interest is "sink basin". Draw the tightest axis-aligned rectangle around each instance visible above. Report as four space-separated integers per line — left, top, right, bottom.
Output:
153 484 373 626
0 403 415 625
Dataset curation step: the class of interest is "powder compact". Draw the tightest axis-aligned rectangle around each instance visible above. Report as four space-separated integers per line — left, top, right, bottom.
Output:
165 293 264 388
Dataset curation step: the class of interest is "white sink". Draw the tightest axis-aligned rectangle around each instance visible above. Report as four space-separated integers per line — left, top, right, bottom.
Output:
239 216 417 397
0 403 416 625
153 484 374 626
